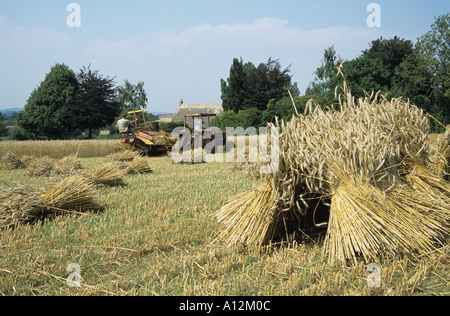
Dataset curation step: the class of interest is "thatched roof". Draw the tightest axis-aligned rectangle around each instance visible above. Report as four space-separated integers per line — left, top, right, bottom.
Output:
171 103 224 127
158 114 174 123
172 103 223 120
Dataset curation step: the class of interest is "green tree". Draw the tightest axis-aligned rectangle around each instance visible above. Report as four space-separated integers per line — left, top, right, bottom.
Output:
243 58 292 111
221 58 251 112
17 63 78 139
395 14 450 130
363 36 414 89
221 57 293 112
263 95 330 123
0 113 8 137
328 55 391 98
8 125 31 141
238 108 264 129
305 46 339 97
115 80 148 111
210 110 240 130
63 66 121 139
263 97 297 123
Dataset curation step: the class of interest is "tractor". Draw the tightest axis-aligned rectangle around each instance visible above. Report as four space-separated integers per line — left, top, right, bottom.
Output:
119 109 176 156
182 113 231 154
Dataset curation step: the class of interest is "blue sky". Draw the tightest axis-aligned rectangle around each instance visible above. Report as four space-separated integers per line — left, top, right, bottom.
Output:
0 0 448 113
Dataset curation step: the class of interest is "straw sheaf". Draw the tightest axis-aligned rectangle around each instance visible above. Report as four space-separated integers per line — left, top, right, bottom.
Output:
0 153 26 170
0 175 100 229
26 156 56 177
324 159 449 265
89 162 127 186
214 183 277 247
127 156 153 174
104 150 153 175
51 154 83 177
215 63 449 264
266 92 429 217
428 126 450 177
25 154 85 178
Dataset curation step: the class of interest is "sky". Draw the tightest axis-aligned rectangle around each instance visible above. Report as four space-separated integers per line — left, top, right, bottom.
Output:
0 0 449 113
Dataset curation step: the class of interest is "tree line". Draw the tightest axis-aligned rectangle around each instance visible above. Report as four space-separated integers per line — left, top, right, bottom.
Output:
1 64 149 140
2 14 448 140
217 14 449 132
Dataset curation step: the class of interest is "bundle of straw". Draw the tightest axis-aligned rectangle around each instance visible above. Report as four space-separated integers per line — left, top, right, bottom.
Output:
89 162 127 186
215 62 450 264
26 156 56 177
40 174 100 212
0 185 46 228
0 153 26 170
26 154 85 178
215 184 277 247
0 175 100 229
428 126 450 178
324 160 449 265
51 154 84 177
127 156 153 174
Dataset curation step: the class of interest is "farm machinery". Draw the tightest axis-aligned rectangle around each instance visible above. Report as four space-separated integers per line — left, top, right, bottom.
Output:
181 113 230 154
119 109 176 156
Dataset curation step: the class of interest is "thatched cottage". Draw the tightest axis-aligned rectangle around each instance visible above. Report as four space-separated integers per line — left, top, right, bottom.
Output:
159 103 224 128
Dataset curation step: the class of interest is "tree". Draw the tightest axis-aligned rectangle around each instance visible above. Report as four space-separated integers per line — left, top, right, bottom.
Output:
115 80 148 111
306 46 339 97
243 58 292 111
17 63 78 139
221 58 255 112
363 36 414 84
8 125 31 141
63 66 121 139
395 14 450 130
263 97 297 123
238 108 264 129
210 110 240 130
221 57 293 112
328 55 391 98
0 113 8 137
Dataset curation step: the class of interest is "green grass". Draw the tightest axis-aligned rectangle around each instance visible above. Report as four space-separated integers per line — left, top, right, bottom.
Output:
0 156 449 296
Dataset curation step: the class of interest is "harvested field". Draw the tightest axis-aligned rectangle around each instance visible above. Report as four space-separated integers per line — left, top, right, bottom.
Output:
0 155 448 296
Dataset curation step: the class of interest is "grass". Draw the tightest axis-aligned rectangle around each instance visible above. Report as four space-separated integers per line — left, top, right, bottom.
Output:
0 146 449 295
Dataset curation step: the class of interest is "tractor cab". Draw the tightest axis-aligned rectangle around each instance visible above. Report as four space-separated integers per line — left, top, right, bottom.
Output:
183 113 227 153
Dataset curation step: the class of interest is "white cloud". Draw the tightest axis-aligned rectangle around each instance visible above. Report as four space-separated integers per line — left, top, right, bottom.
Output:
3 26 72 55
84 17 388 61
79 17 392 111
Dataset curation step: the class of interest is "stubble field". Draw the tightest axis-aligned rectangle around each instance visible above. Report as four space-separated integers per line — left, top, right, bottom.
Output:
0 140 449 296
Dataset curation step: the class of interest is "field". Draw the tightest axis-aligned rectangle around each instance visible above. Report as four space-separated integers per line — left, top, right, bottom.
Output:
0 140 449 296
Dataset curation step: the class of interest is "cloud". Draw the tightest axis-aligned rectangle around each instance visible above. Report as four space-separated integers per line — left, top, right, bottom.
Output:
2 26 72 56
84 17 387 61
80 17 391 110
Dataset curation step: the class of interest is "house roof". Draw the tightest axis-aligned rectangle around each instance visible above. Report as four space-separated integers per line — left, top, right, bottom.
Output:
171 103 223 123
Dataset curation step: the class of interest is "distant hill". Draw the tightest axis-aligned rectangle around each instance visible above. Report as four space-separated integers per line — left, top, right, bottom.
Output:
0 108 23 116
149 111 172 116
